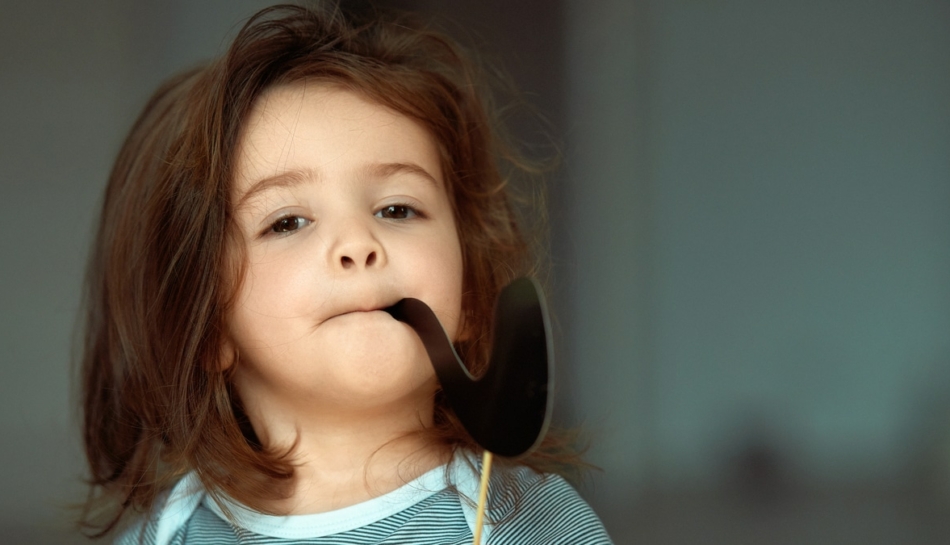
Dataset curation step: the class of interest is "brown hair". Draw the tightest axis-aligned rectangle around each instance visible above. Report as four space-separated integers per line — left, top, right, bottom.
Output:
80 2 575 537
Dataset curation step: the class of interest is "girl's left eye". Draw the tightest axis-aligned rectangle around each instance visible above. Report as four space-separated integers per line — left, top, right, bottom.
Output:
375 205 419 220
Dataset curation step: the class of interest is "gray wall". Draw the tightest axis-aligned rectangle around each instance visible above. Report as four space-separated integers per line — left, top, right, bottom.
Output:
564 0 950 539
0 2 275 543
2 1 949 543
644 0 950 486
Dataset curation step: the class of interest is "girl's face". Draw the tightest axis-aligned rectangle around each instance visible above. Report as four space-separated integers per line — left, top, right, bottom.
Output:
227 82 463 419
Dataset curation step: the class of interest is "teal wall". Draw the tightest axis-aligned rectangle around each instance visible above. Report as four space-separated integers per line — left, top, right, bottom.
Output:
563 2 950 536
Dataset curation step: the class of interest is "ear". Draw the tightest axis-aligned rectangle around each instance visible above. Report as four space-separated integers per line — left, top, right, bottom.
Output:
219 334 239 371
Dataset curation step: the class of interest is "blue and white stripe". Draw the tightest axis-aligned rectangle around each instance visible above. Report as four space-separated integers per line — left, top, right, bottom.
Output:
116 453 612 544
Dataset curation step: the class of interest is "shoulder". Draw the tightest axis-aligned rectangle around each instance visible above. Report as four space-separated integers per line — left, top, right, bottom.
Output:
487 465 613 545
113 473 209 545
115 507 236 545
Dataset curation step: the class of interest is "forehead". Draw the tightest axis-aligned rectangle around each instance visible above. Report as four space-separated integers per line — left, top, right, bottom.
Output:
233 81 445 199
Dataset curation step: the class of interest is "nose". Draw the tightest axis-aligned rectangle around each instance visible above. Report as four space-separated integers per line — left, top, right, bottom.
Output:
341 251 376 269
328 218 386 271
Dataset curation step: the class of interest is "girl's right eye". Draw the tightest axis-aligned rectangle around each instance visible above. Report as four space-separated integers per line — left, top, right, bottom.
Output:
269 215 310 234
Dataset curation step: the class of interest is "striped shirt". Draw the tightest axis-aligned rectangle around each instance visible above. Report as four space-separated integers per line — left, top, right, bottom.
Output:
116 453 612 544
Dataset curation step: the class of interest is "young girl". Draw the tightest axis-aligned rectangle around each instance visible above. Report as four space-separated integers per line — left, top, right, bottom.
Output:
79 4 611 544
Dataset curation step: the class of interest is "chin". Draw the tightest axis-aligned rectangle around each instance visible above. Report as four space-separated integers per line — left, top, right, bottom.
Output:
318 371 438 416
316 333 434 398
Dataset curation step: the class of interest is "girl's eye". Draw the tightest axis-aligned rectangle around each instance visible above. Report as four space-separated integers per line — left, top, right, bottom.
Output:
376 205 419 220
269 216 310 234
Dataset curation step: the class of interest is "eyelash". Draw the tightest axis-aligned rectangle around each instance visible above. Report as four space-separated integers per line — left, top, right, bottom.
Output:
375 204 424 220
267 215 311 235
263 203 424 237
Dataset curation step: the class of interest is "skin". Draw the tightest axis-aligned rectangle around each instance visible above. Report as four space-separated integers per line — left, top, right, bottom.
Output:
226 81 464 514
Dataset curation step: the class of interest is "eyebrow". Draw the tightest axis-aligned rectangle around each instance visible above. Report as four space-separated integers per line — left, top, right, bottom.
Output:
363 162 440 188
235 168 314 209
235 162 440 208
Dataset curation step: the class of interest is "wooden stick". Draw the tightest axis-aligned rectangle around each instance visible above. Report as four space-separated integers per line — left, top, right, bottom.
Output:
472 450 493 545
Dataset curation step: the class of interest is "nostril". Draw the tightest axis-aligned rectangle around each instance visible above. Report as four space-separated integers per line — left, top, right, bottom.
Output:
341 256 355 268
366 251 376 267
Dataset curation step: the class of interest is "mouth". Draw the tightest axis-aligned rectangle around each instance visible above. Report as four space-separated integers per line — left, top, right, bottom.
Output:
327 301 404 322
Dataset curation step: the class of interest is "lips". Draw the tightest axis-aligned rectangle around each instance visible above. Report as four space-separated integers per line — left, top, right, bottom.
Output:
325 300 402 322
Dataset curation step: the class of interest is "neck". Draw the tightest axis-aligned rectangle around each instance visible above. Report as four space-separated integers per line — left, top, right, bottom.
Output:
239 385 449 515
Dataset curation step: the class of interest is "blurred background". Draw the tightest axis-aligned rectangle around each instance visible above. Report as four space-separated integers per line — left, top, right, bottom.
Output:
2 0 949 543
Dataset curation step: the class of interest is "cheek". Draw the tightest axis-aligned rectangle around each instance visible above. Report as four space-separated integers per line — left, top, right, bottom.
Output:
229 254 318 343
427 232 465 340
239 264 308 315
